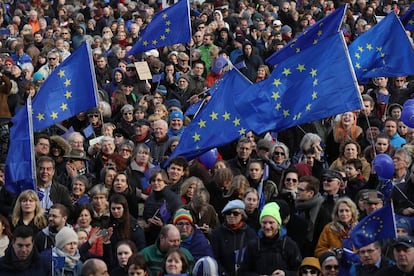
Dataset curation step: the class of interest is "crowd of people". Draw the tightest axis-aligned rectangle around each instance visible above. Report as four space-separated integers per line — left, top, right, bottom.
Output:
0 0 414 275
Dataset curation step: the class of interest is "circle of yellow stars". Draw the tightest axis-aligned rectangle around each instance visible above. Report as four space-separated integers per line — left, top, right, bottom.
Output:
289 22 325 54
361 216 384 239
140 12 170 47
353 43 386 73
35 69 72 122
270 63 318 121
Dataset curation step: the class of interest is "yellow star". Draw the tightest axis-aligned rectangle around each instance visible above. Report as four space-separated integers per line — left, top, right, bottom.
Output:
409 19 414 25
36 113 45 121
310 69 317 77
65 91 72 99
165 20 171 26
282 68 291 76
233 118 240 126
143 41 149 46
297 64 305 72
58 70 65 78
313 79 318 86
273 78 281 87
60 103 68 111
283 109 290 118
51 112 58 120
210 112 218 120
275 103 281 110
165 28 171 33
358 46 364 52
293 112 301 120
64 79 71 87
160 35 166 40
222 112 231 120
306 103 311 111
380 52 385 58
366 43 373 51
162 13 168 19
317 30 323 36
355 63 361 69
152 40 158 45
272 92 280 100
376 46 382 52
239 128 246 135
312 91 318 99
313 39 318 45
296 48 300 53
193 132 200 141
354 53 361 59
198 119 206 128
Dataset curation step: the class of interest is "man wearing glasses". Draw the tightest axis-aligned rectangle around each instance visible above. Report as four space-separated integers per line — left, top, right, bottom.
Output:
37 49 60 79
350 241 393 275
376 236 414 275
320 169 346 219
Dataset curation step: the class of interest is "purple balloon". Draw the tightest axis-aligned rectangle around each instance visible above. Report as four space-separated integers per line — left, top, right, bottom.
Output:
401 106 414 128
403 99 414 109
199 148 218 169
372 154 394 179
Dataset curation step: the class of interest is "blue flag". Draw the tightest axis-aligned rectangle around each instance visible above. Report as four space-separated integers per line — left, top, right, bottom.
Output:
31 42 99 131
266 4 346 66
169 69 252 161
400 3 414 31
52 256 65 270
126 0 191 56
241 33 362 134
349 12 414 83
159 200 171 223
350 204 397 249
82 124 95 138
5 100 36 194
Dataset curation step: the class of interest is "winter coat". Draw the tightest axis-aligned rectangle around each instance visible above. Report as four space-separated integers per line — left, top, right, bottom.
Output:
181 227 214 261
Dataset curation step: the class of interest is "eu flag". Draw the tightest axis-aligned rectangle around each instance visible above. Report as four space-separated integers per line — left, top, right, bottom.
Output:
170 69 252 161
241 33 362 134
350 204 397 249
349 12 414 83
400 3 414 31
126 0 191 56
5 100 36 194
31 42 99 131
266 4 346 66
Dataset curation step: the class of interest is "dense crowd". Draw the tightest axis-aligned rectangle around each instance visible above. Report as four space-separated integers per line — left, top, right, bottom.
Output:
0 0 414 275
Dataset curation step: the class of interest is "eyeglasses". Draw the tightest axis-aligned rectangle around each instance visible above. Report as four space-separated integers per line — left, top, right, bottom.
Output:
301 268 318 274
88 113 99 118
225 211 241 216
286 178 298 183
120 148 132 152
48 57 57 60
323 178 338 182
123 112 133 115
273 151 285 156
324 265 339 271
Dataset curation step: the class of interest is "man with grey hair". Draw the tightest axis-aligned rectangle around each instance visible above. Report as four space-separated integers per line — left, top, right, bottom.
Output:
91 136 122 182
149 120 169 165
392 148 414 216
81 258 109 276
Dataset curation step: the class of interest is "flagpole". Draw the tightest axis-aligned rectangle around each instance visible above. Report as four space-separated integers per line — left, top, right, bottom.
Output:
85 40 100 107
27 96 37 191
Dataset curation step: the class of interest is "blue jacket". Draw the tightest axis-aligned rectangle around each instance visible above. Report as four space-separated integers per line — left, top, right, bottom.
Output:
181 227 214 261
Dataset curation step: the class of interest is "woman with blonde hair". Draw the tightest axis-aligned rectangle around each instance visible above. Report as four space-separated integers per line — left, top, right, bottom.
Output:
315 197 359 257
180 176 205 204
11 190 47 234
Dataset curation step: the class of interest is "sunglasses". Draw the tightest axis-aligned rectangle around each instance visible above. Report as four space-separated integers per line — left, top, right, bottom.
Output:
324 265 339 270
225 211 241 216
301 268 318 274
48 57 57 60
88 113 99 118
286 178 298 183
114 133 123 137
123 112 133 115
273 151 285 156
323 178 337 182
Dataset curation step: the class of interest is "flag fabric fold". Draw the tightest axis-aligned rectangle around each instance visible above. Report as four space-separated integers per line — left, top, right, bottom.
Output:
349 12 414 83
241 33 362 135
266 4 346 66
400 3 414 31
31 42 99 132
126 0 191 56
350 204 397 249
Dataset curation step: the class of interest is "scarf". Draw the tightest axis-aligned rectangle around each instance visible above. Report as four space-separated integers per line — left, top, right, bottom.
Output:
228 221 244 231
7 246 34 270
53 247 81 269
295 193 325 241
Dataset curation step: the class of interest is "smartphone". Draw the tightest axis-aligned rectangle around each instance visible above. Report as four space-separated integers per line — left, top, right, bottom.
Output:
152 209 160 219
100 229 109 238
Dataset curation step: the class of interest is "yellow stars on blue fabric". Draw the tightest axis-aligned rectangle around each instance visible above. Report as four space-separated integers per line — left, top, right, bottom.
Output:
140 11 172 48
360 216 384 239
35 69 72 123
352 42 387 73
270 64 319 122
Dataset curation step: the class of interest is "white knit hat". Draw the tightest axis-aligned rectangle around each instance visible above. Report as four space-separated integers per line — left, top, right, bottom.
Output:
55 227 78 249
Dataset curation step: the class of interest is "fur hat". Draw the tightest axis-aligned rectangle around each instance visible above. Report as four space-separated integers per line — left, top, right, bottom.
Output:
50 135 71 155
55 227 78 250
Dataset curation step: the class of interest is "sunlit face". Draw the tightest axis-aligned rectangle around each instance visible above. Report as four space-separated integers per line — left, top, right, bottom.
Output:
63 240 78 256
114 71 123 82
394 246 414 271
237 142 252 161
257 67 267 78
343 143 358 160
321 258 339 276
341 112 355 128
375 138 389 153
167 164 185 184
119 146 132 159
296 182 313 201
38 161 55 184
185 184 197 199
77 209 92 229
103 125 114 137
101 140 115 155
21 197 36 214
13 237 34 260
337 203 352 224
244 192 258 212
272 147 286 164
150 173 166 191
248 162 263 180
113 174 128 193
77 231 88 247
392 108 402 120
261 216 279 238
398 121 408 136
225 208 243 226
284 172 299 190
165 252 183 274
72 180 86 197
117 244 133 267
345 164 359 179
92 194 107 212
